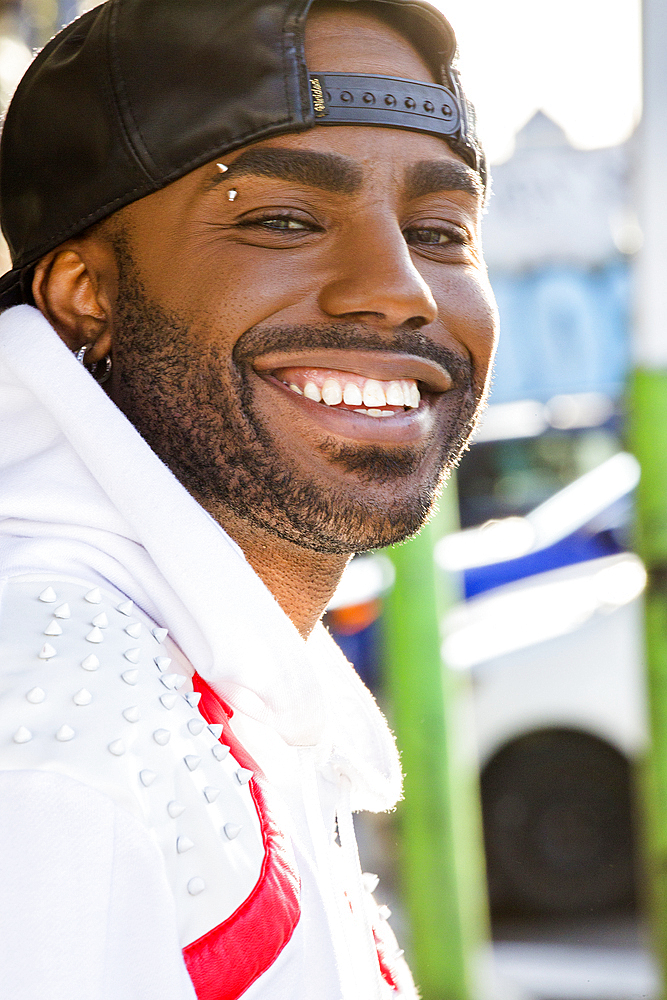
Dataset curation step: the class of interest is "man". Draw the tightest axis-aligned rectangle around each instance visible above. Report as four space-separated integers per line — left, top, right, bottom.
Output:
0 0 497 997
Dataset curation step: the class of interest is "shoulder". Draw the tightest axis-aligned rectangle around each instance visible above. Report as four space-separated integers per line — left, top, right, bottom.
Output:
0 575 272 949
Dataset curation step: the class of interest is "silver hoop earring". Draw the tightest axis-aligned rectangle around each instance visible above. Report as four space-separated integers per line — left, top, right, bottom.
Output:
91 355 112 385
75 343 112 384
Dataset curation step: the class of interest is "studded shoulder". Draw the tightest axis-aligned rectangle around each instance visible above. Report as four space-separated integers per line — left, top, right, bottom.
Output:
0 577 268 950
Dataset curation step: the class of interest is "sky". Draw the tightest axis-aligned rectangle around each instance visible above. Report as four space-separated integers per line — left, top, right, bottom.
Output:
433 0 642 163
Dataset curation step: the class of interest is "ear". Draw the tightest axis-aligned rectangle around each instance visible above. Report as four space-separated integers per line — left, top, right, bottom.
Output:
32 244 113 364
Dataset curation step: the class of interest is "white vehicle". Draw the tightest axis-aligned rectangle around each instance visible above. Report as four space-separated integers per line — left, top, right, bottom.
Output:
437 453 648 916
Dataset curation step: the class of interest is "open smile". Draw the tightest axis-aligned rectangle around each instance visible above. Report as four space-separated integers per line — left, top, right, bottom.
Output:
252 349 454 443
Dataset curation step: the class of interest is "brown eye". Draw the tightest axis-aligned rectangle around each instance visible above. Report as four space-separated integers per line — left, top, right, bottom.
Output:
407 228 452 245
259 217 309 230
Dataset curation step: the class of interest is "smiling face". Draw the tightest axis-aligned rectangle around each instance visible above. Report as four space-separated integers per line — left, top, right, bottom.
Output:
101 4 498 554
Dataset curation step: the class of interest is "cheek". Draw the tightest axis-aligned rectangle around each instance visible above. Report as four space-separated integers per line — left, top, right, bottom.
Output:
433 268 498 381
150 245 324 343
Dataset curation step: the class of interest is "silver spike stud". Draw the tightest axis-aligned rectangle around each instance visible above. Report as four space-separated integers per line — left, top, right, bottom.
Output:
123 647 141 663
92 612 108 628
152 627 169 643
228 188 237 201
56 724 75 742
117 599 134 616
81 654 99 671
216 163 229 173
39 586 57 603
39 643 56 660
167 800 185 819
154 656 171 672
54 603 70 619
362 872 380 894
161 673 185 690
13 726 32 744
26 687 46 704
212 744 230 761
44 621 62 636
236 767 254 785
204 786 220 803
125 622 142 639
153 728 171 746
123 706 140 723
208 723 224 740
73 688 92 706
121 669 139 685
160 694 178 710
108 739 126 756
177 836 195 854
185 692 202 708
184 755 201 772
224 823 242 841
187 877 205 896
85 627 104 644
187 718 205 736
84 587 102 604
140 769 157 787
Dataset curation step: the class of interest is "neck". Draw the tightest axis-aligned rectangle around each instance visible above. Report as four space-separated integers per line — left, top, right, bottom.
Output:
198 500 350 638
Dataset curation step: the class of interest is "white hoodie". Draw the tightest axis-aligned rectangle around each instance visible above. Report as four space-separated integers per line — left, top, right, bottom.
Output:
0 305 414 1000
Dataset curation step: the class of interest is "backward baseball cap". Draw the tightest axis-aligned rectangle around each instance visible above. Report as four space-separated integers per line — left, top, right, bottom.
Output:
0 0 486 307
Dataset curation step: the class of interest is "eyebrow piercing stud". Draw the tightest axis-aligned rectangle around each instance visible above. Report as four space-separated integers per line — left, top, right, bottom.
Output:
228 189 237 201
216 163 229 173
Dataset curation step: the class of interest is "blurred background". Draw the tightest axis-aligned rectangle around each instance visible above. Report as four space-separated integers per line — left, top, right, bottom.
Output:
0 1 661 998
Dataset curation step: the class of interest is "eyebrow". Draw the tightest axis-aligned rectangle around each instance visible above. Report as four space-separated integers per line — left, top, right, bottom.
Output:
208 147 363 194
404 160 483 200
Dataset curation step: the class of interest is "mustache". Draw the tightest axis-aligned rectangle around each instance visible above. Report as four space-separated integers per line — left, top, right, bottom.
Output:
233 323 474 391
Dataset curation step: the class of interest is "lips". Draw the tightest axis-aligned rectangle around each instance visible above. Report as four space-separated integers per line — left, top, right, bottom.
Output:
246 343 461 448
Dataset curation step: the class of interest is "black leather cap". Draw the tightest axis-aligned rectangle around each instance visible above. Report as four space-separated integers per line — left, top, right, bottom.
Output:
0 0 485 306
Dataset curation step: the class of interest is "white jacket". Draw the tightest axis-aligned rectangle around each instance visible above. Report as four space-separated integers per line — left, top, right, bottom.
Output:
0 305 415 1000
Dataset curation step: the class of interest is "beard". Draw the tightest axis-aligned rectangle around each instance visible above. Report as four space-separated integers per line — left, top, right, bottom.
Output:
110 247 482 554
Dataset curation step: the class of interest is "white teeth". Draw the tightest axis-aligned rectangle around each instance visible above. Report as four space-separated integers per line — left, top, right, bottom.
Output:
303 382 321 402
343 382 363 406
321 378 343 406
386 381 405 406
355 408 391 418
291 374 420 409
362 379 386 408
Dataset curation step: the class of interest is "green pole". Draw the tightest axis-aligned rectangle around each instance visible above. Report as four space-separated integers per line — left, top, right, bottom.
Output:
631 370 667 995
630 2 667 992
383 481 490 1000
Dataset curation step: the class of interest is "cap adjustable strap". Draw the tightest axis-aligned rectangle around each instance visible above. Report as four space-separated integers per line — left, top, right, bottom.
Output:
309 72 462 139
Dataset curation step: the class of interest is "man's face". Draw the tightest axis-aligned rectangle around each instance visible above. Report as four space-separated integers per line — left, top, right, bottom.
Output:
105 5 498 554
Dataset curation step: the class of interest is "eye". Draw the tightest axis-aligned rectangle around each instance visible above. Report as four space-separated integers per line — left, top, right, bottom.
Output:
404 226 462 247
238 212 319 233
259 217 310 231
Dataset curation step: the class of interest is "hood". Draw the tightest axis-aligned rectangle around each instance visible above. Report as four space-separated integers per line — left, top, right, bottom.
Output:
0 305 402 811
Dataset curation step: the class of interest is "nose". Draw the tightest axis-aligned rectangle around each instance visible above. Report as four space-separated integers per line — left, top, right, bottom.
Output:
317 213 438 329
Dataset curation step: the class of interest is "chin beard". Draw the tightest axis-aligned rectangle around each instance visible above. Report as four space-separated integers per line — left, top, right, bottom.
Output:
110 245 482 554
